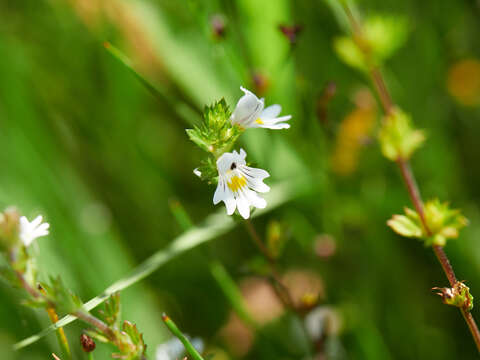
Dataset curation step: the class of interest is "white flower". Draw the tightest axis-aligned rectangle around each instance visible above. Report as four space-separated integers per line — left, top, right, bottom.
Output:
230 86 291 129
19 215 50 247
156 336 204 360
213 149 270 219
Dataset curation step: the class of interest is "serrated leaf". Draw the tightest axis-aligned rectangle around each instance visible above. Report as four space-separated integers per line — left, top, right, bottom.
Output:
378 107 425 161
387 215 422 238
99 292 121 328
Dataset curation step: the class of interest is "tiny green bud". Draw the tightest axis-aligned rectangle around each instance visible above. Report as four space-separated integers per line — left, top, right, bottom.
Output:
378 107 425 161
186 99 241 160
433 282 473 311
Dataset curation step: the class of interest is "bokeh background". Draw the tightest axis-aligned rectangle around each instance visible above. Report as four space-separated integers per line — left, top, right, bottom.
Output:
1 0 480 359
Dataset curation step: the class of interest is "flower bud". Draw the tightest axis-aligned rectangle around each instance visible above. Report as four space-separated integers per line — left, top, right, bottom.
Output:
80 333 96 353
433 281 473 311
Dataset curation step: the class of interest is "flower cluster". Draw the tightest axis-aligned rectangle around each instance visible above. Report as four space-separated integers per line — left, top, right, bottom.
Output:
187 87 292 219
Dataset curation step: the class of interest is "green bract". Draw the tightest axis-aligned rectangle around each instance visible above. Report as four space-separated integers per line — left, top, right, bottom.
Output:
186 99 242 159
378 108 425 161
334 15 408 71
387 199 468 246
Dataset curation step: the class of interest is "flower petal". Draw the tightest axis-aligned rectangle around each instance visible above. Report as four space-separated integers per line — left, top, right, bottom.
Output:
236 192 251 219
213 179 226 205
245 188 267 209
261 104 282 119
225 196 237 215
242 166 270 180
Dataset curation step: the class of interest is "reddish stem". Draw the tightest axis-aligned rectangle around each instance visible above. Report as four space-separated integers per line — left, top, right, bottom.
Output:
342 3 480 352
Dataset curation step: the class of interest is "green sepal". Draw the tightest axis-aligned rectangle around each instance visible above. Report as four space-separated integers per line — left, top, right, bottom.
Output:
186 99 242 158
387 199 468 247
41 276 83 315
99 292 121 328
194 157 219 185
378 107 425 161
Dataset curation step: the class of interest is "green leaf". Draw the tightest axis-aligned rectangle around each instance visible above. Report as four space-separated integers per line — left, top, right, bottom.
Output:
333 14 409 71
388 199 468 247
387 215 422 238
363 16 409 63
99 292 121 328
162 314 205 360
43 276 83 316
378 107 425 161
122 321 145 347
333 36 367 72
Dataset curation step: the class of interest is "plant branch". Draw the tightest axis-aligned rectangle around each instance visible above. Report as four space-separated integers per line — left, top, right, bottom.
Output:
73 311 116 343
342 3 480 352
244 219 295 310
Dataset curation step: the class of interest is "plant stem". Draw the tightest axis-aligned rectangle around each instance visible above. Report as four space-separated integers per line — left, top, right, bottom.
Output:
341 3 480 352
244 219 295 309
73 311 116 343
39 287 71 359
162 314 205 360
244 219 273 262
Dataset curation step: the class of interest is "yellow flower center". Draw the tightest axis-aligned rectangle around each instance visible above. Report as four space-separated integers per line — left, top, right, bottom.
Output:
227 175 247 192
255 118 264 125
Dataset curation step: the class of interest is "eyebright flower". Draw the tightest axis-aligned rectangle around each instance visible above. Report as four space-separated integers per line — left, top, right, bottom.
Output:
230 87 291 130
19 215 50 247
214 149 270 219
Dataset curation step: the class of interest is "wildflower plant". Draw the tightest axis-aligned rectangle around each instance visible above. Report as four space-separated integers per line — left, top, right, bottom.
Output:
329 0 480 351
187 86 291 219
0 208 147 360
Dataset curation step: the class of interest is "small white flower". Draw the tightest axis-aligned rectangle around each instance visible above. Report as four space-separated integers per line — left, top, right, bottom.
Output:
19 215 50 247
156 336 204 360
213 149 270 219
230 86 292 130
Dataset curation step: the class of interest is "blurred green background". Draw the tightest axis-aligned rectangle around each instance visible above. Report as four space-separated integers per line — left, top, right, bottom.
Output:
1 0 480 359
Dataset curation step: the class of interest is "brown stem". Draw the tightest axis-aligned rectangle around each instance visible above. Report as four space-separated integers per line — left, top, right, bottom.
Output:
370 67 394 115
462 310 480 350
342 3 480 352
244 219 274 262
397 159 429 234
432 244 457 287
244 220 296 310
74 311 116 343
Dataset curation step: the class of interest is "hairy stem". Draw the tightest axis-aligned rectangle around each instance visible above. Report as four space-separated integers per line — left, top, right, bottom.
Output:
342 3 480 351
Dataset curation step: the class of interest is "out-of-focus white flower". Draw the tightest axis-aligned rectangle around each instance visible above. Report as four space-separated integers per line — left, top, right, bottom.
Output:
19 215 50 247
230 87 291 130
304 306 342 341
156 336 204 360
213 149 269 219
